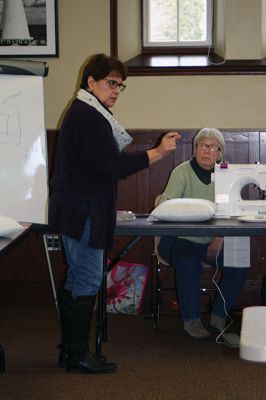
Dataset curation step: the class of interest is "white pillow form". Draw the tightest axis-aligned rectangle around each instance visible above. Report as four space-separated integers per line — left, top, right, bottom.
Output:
148 198 216 222
0 215 22 237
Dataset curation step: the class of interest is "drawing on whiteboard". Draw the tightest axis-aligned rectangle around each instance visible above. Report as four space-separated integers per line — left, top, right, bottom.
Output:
0 103 21 144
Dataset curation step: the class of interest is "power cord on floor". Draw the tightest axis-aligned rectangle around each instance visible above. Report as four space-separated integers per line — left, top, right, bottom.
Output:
211 238 237 346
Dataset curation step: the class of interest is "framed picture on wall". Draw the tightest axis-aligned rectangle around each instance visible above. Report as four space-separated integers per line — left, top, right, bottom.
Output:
0 0 59 57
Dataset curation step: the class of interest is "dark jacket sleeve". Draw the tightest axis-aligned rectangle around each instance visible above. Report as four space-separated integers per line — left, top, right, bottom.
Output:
68 101 149 180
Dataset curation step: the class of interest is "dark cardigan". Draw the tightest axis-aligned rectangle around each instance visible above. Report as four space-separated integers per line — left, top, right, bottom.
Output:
48 98 149 250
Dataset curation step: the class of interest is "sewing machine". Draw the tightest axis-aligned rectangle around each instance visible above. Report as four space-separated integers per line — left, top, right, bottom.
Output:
213 163 266 217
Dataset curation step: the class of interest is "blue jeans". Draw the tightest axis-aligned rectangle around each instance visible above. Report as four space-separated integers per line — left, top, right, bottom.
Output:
62 218 104 298
158 236 248 322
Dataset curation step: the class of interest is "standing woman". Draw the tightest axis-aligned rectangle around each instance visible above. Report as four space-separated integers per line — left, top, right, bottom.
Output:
49 53 180 374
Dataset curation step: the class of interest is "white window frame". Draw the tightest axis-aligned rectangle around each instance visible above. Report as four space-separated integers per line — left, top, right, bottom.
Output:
143 0 213 48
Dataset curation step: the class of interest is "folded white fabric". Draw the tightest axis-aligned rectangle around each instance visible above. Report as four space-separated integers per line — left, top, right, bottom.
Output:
224 236 250 267
0 215 22 237
147 198 216 222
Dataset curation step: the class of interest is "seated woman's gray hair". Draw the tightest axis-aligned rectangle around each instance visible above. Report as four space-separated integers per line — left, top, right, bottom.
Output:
193 127 225 162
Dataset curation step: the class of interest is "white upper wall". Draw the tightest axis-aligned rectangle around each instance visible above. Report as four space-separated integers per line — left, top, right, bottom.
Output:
43 0 110 129
117 0 141 62
225 0 262 59
43 0 266 130
113 75 266 129
262 0 266 56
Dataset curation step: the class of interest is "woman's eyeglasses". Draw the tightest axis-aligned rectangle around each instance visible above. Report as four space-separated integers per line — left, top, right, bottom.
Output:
197 142 220 152
105 78 126 92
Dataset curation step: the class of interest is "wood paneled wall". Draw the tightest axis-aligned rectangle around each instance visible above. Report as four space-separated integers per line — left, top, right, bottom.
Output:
1 129 266 306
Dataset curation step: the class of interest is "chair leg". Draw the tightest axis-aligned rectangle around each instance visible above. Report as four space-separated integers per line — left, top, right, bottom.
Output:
149 259 218 331
0 345 5 373
262 273 266 306
154 257 161 331
200 287 217 312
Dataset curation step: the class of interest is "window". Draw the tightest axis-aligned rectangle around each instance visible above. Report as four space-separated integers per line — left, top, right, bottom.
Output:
110 0 266 76
142 0 213 50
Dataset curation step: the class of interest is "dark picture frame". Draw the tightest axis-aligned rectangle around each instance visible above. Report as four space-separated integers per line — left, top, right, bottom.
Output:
0 0 59 57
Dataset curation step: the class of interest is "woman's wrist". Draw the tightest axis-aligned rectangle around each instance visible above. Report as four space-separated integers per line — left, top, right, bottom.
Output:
147 148 164 165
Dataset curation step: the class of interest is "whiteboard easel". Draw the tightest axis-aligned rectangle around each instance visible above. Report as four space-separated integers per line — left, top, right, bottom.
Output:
0 74 48 224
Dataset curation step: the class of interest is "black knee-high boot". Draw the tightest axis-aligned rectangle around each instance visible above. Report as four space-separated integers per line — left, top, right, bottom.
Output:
57 288 72 368
65 295 117 374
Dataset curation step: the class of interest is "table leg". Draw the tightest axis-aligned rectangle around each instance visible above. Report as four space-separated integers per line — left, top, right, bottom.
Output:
43 234 61 320
262 273 266 305
95 253 108 358
95 236 142 357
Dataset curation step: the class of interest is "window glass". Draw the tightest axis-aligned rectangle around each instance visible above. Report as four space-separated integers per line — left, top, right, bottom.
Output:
149 0 177 43
143 0 212 48
179 0 207 42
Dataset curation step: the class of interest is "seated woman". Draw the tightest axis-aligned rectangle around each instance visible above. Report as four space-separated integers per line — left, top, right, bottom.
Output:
157 128 249 339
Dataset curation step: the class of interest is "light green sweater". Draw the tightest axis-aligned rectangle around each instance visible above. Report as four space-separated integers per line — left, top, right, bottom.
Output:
158 160 214 244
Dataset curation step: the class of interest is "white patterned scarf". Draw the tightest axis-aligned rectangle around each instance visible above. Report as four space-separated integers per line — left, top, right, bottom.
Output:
77 89 132 151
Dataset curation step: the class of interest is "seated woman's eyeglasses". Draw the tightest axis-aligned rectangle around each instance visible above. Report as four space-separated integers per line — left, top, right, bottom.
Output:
104 78 126 92
197 142 220 152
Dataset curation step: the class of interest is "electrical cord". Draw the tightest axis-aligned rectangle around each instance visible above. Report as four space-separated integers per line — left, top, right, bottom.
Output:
207 44 226 66
210 237 234 344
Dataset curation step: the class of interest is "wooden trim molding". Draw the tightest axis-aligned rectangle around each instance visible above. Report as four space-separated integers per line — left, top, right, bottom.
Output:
110 0 118 57
110 0 266 76
125 55 266 76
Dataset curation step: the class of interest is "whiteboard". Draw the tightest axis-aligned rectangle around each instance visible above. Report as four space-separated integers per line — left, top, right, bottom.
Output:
0 75 48 224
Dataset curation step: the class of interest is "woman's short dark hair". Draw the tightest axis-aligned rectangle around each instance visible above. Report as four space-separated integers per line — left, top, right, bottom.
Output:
80 53 127 89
